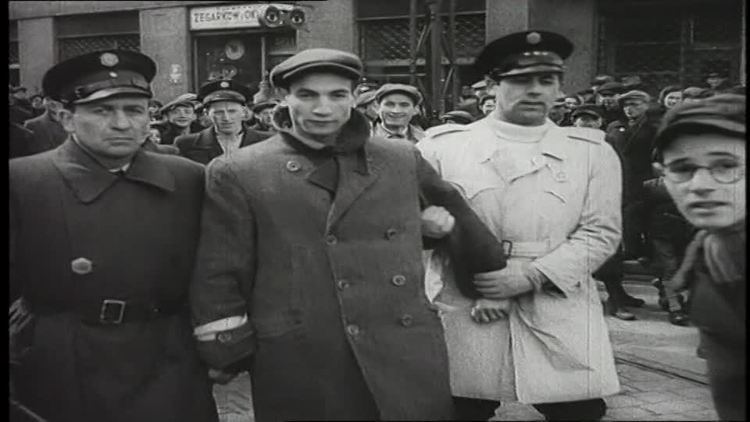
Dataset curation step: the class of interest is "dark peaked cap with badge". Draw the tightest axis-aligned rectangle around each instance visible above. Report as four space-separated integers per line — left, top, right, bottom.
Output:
270 48 363 89
198 79 253 107
475 30 574 80
42 50 155 105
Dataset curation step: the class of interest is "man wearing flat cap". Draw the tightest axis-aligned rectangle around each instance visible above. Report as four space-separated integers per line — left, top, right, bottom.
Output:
595 81 627 127
354 89 379 124
372 83 426 143
189 47 509 421
418 30 621 420
250 99 279 132
9 50 218 422
605 89 660 262
651 94 746 421
174 79 272 165
570 104 605 129
157 93 199 145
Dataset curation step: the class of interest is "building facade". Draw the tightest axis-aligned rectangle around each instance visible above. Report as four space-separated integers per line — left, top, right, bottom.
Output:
9 0 745 112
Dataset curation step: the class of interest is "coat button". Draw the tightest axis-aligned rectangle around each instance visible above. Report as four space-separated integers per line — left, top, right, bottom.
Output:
217 332 233 343
399 314 414 327
71 257 93 275
385 228 398 240
286 160 301 172
391 274 406 286
346 324 360 336
555 171 567 181
325 234 337 245
337 279 350 290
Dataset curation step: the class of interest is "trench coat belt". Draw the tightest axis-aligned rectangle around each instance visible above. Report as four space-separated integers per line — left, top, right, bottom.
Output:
506 240 552 259
23 297 186 325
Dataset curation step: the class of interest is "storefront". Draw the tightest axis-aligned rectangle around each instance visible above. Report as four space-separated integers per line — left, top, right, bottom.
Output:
188 3 301 94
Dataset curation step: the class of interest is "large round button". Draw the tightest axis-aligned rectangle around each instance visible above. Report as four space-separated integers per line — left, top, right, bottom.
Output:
71 257 94 275
399 314 414 327
346 324 360 336
286 160 301 172
391 274 406 286
325 234 337 245
337 279 350 290
217 332 233 343
385 228 398 240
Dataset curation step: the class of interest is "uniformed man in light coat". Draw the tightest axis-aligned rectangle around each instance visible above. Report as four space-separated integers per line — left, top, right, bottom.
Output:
417 30 622 421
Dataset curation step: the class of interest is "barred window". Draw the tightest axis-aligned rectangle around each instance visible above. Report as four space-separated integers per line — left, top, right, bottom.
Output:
598 0 742 94
56 11 140 62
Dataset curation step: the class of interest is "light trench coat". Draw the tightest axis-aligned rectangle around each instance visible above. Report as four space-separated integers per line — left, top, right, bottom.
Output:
417 118 622 404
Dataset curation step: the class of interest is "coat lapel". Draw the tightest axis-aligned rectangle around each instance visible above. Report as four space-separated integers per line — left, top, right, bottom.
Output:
325 145 384 231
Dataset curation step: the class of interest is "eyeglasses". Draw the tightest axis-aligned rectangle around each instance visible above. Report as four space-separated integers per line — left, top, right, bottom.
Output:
654 161 745 184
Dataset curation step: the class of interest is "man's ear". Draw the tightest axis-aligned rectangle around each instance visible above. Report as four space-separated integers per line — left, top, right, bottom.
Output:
58 108 76 133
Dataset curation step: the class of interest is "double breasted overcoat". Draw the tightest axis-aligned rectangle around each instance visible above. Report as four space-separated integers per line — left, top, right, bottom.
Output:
174 126 272 165
190 109 506 421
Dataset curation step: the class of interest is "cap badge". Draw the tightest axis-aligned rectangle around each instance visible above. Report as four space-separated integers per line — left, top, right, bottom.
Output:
220 81 230 89
100 52 119 67
109 71 118 78
526 32 542 45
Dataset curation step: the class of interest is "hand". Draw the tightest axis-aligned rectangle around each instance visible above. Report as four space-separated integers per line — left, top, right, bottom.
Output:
421 206 455 239
208 368 239 385
474 269 534 299
470 298 512 324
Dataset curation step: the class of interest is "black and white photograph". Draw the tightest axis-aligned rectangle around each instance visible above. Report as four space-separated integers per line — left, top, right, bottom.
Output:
9 1 745 421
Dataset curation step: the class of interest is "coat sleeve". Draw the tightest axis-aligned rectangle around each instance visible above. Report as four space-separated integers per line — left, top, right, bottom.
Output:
414 149 507 298
532 141 623 294
190 157 257 369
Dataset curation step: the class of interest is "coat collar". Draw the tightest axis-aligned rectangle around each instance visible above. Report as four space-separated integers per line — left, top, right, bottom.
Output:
473 118 567 163
53 138 175 203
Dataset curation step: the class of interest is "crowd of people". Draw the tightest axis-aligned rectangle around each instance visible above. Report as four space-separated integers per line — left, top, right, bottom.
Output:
8 27 745 422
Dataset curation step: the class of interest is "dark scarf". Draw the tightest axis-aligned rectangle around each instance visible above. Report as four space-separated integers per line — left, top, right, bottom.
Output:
272 106 371 195
669 219 746 291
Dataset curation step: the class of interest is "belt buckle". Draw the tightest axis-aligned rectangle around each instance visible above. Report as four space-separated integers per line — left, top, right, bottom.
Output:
100 299 126 324
501 240 513 259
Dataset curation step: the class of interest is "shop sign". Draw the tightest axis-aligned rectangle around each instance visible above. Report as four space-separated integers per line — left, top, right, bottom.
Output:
190 4 268 30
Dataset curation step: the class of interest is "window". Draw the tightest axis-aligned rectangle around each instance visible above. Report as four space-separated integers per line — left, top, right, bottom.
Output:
597 0 742 93
57 11 140 61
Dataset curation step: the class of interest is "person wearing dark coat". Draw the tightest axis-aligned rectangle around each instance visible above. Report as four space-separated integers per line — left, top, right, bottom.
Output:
175 80 272 165
9 122 42 159
23 96 68 152
642 177 693 325
189 48 508 422
596 81 627 128
652 94 745 421
9 49 218 422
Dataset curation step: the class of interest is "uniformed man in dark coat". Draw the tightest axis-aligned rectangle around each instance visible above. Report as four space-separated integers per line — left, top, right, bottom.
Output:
174 80 272 165
23 95 68 152
9 50 218 422
189 48 508 421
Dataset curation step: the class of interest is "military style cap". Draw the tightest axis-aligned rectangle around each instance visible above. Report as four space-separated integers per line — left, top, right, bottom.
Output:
374 83 423 106
653 94 745 155
42 50 155 105
475 30 574 80
571 104 604 120
618 90 651 105
160 93 198 114
355 90 378 107
440 110 474 124
597 81 625 96
252 100 279 113
198 79 253 106
270 48 363 89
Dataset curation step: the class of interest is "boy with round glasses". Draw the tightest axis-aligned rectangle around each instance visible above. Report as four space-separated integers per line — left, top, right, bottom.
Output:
651 93 745 421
